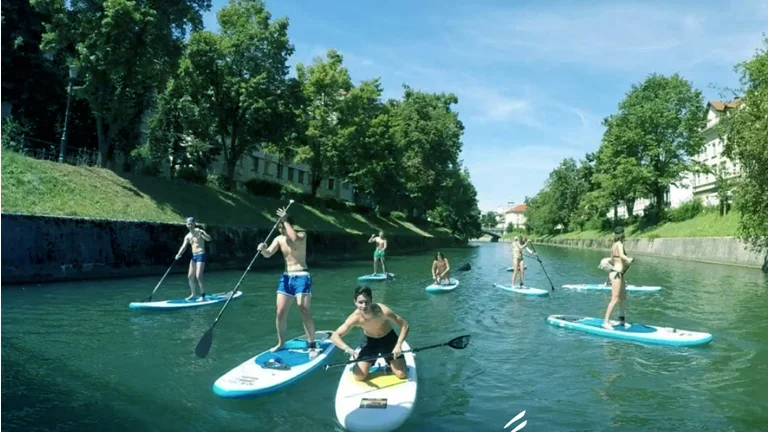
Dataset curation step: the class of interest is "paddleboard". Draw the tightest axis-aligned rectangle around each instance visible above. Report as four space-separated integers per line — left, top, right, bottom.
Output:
335 341 417 432
357 273 395 282
546 314 713 347
213 331 336 398
561 283 662 292
506 265 527 271
128 290 243 310
493 283 549 297
425 278 459 293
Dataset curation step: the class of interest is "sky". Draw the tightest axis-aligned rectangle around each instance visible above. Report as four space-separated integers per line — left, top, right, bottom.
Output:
202 0 767 213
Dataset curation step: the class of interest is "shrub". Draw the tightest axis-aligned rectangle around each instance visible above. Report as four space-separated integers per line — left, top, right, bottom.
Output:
390 210 407 220
668 198 704 222
175 165 207 185
206 174 228 190
244 178 282 198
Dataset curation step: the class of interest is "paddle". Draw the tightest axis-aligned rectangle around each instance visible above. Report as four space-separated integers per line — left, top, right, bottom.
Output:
142 258 178 302
421 262 471 286
528 244 555 292
323 334 471 371
194 199 296 359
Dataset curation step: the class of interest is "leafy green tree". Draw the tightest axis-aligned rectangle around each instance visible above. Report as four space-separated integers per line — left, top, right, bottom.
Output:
721 36 768 257
601 73 707 219
427 167 482 241
480 211 499 228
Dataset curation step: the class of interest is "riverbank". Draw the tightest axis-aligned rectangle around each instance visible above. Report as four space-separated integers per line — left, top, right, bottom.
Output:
0 213 460 285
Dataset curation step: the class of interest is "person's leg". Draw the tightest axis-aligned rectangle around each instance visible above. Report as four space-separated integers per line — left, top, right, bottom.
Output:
511 258 520 285
603 272 621 329
195 260 206 299
389 356 408 379
271 275 293 352
353 361 372 381
519 259 526 287
618 278 628 327
296 294 317 357
186 260 197 300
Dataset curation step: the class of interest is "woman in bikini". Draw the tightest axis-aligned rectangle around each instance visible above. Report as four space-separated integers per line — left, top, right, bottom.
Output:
602 228 634 329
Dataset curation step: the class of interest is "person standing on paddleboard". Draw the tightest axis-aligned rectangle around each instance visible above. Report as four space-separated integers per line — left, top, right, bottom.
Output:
175 217 212 301
601 227 634 329
511 235 536 287
330 286 410 381
432 251 451 285
368 230 388 276
257 206 319 359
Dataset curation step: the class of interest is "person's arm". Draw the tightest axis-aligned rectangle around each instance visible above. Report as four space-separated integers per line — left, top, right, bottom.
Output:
368 234 377 243
382 239 387 251
257 237 281 258
197 228 212 242
432 261 438 279
330 313 360 357
618 243 633 264
441 259 451 277
175 235 189 259
381 304 409 358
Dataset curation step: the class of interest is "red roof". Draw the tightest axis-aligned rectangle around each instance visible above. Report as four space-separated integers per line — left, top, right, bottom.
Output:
505 204 527 214
709 100 741 111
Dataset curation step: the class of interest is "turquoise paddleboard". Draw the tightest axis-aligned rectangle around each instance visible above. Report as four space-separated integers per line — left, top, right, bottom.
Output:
357 273 395 282
128 290 243 311
562 284 662 293
425 278 459 293
546 314 713 347
213 331 336 398
493 283 549 297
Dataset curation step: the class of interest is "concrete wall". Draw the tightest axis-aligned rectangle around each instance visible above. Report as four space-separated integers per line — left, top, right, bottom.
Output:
1 213 460 285
533 237 768 271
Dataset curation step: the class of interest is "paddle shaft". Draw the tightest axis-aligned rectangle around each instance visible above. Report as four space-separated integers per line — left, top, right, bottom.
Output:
209 201 295 328
144 258 177 301
529 244 555 291
326 336 468 369
419 263 470 285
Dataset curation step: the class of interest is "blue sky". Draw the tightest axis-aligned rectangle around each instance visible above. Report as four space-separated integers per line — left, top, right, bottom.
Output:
203 0 767 213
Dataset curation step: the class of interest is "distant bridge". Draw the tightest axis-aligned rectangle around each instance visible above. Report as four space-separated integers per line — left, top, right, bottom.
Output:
476 227 505 242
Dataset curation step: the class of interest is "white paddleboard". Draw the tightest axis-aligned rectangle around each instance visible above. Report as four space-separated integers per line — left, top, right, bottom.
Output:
493 283 549 297
425 278 459 293
212 330 336 398
335 341 417 432
357 273 395 282
562 284 662 292
546 314 713 347
128 290 243 310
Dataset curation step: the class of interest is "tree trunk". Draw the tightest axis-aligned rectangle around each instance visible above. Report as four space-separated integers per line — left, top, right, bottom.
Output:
625 198 635 219
225 157 237 191
311 173 321 197
96 117 110 168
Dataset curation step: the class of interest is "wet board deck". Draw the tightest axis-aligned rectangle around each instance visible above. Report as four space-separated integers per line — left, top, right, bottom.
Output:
128 290 243 311
561 284 662 292
213 331 336 398
425 279 459 293
546 314 713 347
335 341 417 432
357 273 395 282
493 283 549 297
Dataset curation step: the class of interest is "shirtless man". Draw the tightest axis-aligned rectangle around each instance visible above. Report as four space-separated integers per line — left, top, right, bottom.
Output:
330 286 410 381
175 217 212 301
257 207 318 359
368 230 388 276
432 251 451 284
511 235 536 287
602 227 634 329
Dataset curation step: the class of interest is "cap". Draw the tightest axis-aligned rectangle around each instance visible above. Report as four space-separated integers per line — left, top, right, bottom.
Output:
186 217 195 224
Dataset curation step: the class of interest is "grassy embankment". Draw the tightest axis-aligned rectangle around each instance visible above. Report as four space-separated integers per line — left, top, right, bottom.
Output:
501 210 739 241
1 150 452 237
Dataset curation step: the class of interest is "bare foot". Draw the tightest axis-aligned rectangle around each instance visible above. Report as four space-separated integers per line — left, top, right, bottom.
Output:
308 348 319 360
602 322 614 330
185 294 195 301
269 344 284 353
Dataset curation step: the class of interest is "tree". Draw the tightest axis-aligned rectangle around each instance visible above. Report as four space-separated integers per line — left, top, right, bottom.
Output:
721 36 768 258
176 0 296 190
390 85 464 217
294 49 353 196
543 158 590 232
524 189 558 235
601 73 707 220
426 167 482 242
35 0 211 166
480 211 499 228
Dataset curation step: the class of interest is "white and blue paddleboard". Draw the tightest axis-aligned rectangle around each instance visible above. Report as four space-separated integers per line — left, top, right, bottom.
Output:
335 341 417 432
425 279 459 293
213 331 336 398
128 290 243 311
358 273 395 282
493 283 549 297
546 314 713 347
562 284 662 293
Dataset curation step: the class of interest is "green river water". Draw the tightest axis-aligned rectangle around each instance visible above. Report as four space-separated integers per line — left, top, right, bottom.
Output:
2 243 767 431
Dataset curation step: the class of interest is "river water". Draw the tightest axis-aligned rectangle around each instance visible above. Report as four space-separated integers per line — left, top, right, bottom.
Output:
2 243 767 431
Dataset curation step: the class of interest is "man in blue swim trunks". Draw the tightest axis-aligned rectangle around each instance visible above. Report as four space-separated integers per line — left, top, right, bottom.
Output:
176 217 212 301
258 206 319 359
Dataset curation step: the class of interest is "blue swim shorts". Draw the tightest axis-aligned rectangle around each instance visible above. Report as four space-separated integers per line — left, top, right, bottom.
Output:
191 253 206 263
277 271 312 297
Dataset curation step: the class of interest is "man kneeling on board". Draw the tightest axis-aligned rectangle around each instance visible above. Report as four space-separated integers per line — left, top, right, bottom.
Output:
330 286 410 381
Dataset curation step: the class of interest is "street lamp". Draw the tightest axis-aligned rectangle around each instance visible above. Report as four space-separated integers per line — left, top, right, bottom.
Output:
58 64 80 163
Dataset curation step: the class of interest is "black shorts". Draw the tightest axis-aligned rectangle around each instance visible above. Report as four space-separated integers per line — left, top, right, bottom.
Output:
357 329 399 365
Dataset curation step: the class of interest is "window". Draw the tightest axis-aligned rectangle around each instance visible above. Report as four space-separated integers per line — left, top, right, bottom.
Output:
342 182 350 190
328 178 335 190
277 164 284 179
298 170 305 184
288 167 295 182
253 157 260 172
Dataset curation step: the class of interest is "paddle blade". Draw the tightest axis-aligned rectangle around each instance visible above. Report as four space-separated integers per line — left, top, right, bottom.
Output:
195 327 214 358
457 263 471 272
448 334 471 349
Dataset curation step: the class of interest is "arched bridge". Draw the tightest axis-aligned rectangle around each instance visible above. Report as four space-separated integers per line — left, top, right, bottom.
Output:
478 227 505 242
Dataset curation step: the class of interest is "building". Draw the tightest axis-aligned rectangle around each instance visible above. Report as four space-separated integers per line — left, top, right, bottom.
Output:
504 204 527 229
209 150 356 202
